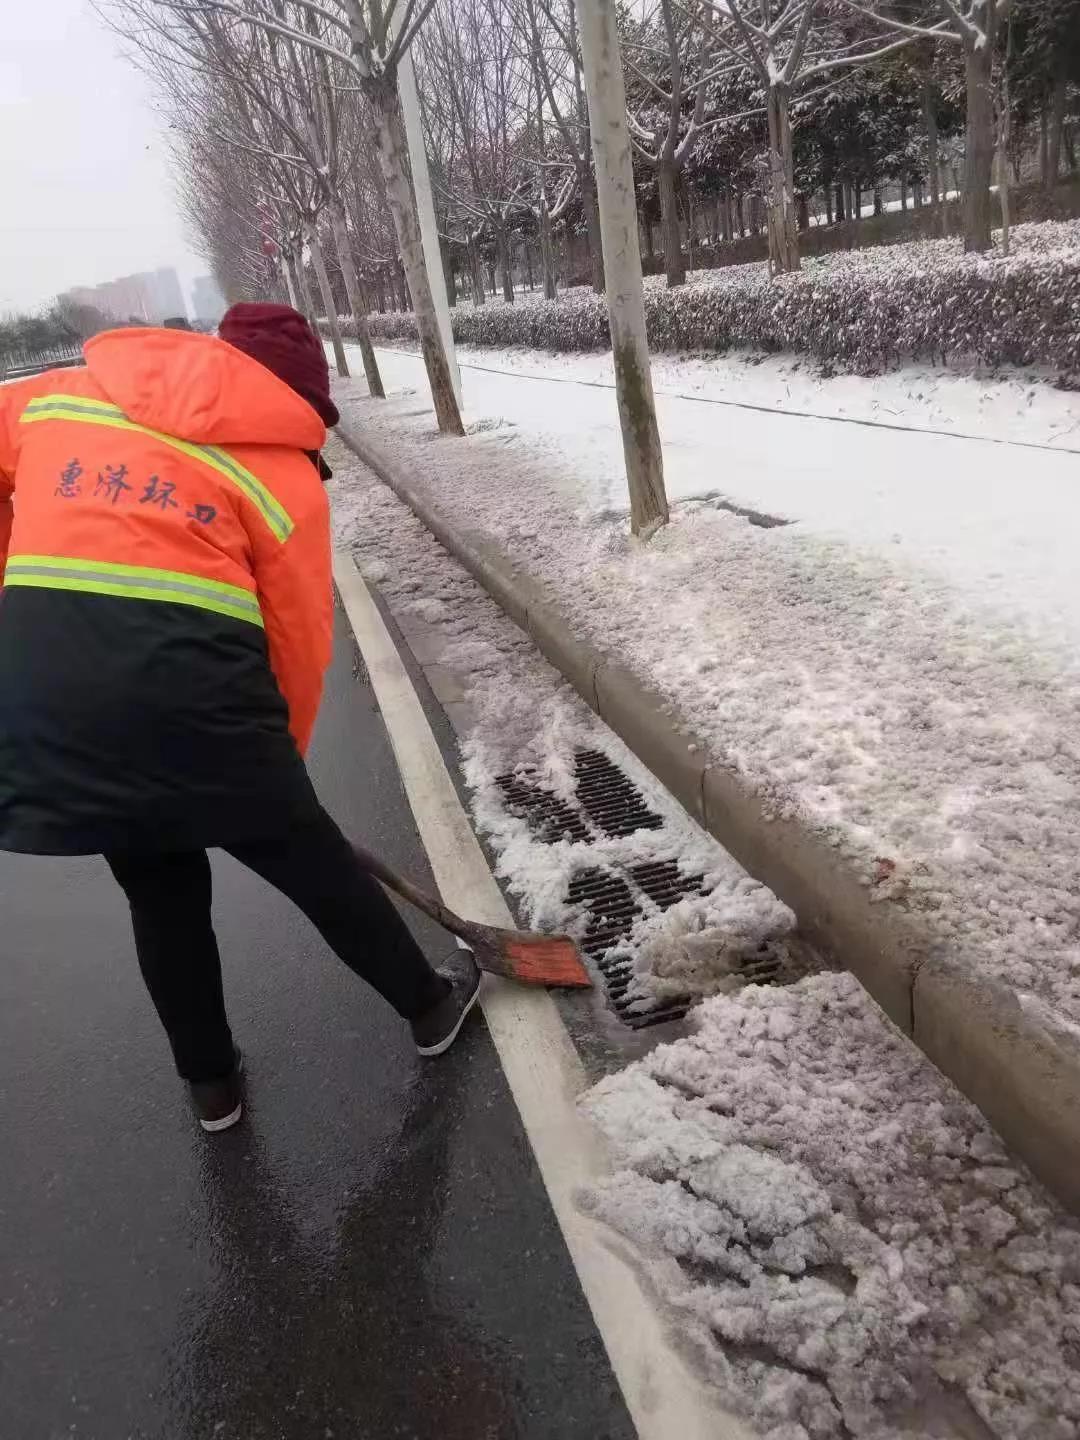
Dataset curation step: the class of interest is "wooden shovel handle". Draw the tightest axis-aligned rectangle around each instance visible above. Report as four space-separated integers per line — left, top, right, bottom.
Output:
351 841 470 943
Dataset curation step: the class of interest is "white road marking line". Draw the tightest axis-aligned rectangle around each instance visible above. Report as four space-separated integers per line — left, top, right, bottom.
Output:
334 550 755 1440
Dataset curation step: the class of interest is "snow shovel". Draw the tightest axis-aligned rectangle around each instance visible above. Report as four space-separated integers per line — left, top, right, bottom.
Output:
352 842 592 989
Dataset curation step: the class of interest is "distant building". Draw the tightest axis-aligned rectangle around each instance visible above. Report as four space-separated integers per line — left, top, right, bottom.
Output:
191 275 226 328
60 267 188 326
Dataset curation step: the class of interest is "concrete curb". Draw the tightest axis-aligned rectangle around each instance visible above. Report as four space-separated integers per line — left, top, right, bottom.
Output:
335 418 1080 1215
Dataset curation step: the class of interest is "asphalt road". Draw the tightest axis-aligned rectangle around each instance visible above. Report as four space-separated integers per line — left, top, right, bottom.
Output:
0 602 635 1440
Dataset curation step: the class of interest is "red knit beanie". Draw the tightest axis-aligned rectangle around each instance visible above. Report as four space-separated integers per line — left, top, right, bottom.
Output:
218 302 340 428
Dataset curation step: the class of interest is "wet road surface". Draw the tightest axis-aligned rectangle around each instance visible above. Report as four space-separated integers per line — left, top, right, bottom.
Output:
0 604 636 1440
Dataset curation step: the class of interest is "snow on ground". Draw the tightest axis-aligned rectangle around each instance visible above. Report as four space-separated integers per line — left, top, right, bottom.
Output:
358 345 1080 647
327 439 1080 1440
333 363 1080 1029
583 974 1080 1440
328 439 798 1009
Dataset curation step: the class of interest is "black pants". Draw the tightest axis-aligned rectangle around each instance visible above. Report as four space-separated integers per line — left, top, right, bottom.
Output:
106 808 447 1082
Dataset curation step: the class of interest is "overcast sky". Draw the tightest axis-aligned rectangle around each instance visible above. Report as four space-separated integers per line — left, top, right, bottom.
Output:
1 0 206 316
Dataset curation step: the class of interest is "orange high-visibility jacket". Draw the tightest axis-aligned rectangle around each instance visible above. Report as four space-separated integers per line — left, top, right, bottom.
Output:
0 327 335 856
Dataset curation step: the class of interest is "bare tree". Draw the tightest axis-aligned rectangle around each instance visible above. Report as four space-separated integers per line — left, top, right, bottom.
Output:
519 0 605 291
624 0 715 287
424 0 532 303
126 0 463 433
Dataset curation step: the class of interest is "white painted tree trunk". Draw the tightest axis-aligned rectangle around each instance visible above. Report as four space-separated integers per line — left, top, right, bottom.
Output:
292 240 319 331
365 74 463 435
306 221 349 379
576 0 668 537
539 195 558 302
396 47 462 410
328 198 384 398
283 250 301 311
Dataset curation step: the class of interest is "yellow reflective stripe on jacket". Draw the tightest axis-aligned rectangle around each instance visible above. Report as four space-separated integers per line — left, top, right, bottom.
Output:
19 394 294 543
3 555 264 628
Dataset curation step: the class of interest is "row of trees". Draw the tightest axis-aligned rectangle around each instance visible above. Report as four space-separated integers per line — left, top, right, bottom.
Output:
115 0 1080 312
105 0 1078 532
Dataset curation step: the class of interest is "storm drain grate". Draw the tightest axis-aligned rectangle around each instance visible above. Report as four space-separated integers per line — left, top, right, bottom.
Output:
494 749 781 1031
573 750 664 838
496 771 591 843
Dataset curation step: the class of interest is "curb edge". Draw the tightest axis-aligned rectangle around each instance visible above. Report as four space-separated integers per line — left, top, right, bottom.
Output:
334 416 1080 1215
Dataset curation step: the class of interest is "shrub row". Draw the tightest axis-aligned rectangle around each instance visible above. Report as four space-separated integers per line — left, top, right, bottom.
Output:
324 220 1080 376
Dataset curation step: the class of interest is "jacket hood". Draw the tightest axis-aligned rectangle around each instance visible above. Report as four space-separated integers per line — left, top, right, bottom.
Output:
84 327 327 450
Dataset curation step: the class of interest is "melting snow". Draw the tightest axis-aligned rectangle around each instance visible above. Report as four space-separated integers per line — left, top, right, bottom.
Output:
327 440 1080 1440
331 370 1080 1028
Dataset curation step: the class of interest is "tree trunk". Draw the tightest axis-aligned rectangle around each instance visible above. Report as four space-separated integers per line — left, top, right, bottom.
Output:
765 85 800 273
374 268 387 314
1048 72 1067 188
293 242 319 330
998 16 1014 256
873 185 884 215
923 82 941 208
900 177 909 211
658 158 684 286
686 189 697 273
835 183 845 222
1066 122 1078 175
720 188 732 244
581 172 606 291
365 75 463 435
997 141 1011 256
962 39 996 253
306 221 349 380
825 186 834 225
577 0 667 536
328 199 383 399
854 181 862 219
644 219 655 260
1040 103 1051 186
496 223 514 302
442 240 457 308
283 249 302 311
539 196 558 301
469 235 486 306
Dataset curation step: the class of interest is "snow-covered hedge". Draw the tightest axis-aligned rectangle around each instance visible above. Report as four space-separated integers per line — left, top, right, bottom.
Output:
327 220 1080 375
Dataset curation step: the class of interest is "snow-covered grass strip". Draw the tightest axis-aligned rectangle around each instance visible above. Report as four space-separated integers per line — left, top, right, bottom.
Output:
327 219 1080 376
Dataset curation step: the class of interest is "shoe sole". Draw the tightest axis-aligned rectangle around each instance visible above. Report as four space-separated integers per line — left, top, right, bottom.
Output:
200 1102 243 1133
415 979 481 1057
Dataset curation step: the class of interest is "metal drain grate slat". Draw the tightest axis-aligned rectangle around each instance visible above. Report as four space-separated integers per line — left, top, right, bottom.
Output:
574 750 664 838
496 771 591 843
566 869 640 959
629 859 707 910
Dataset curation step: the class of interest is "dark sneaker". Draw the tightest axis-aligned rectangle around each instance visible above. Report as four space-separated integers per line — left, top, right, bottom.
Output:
188 1049 244 1132
411 950 482 1056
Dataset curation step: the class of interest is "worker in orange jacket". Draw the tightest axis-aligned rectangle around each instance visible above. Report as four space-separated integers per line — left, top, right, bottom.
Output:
0 304 480 1131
